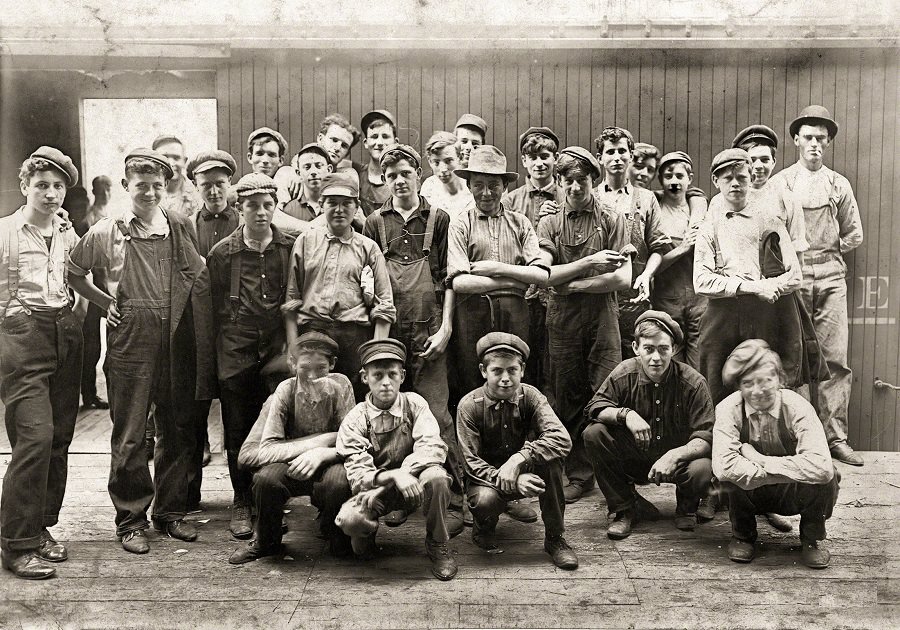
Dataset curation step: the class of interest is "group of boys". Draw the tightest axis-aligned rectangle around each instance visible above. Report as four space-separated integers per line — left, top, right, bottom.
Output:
0 104 860 582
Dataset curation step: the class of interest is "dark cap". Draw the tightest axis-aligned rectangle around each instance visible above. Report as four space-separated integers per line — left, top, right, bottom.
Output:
232 172 278 198
789 105 838 140
732 125 779 150
476 332 530 361
320 172 360 198
559 145 602 180
657 151 693 178
361 109 397 133
296 143 331 163
358 338 407 366
247 127 288 155
710 148 751 176
519 126 560 152
186 150 237 181
28 146 78 186
634 309 684 347
125 148 175 179
151 134 183 151
292 331 339 356
454 114 488 137
721 339 781 388
379 144 421 169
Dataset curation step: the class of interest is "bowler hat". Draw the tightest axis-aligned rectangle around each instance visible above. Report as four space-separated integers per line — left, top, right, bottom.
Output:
789 106 838 140
454 146 519 185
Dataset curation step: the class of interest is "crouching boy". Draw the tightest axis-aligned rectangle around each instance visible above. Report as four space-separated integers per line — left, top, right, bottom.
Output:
335 339 458 581
456 333 578 569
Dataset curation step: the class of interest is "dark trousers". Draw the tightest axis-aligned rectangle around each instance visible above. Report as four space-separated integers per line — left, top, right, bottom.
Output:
253 462 352 549
0 308 82 552
220 368 269 501
582 422 713 515
186 398 212 508
722 470 840 543
80 301 103 403
467 458 566 539
374 466 453 542
652 292 707 370
526 299 552 407
105 310 194 535
300 321 372 402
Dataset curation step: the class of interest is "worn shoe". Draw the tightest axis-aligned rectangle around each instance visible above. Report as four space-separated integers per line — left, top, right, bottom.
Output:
446 507 465 539
764 513 793 532
154 519 198 542
82 396 110 410
544 535 579 570
505 499 538 523
728 537 755 563
563 483 586 504
37 529 68 562
696 495 716 522
426 539 458 580
229 502 253 540
831 443 864 467
120 529 150 554
383 509 409 527
1 551 56 580
634 494 660 521
607 509 636 540
202 440 212 467
801 541 831 569
673 513 696 532
462 502 474 527
472 527 503 554
229 540 281 565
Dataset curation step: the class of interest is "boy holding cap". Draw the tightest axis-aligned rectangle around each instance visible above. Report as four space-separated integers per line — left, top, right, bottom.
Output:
713 339 839 567
283 171 396 401
152 134 203 218
583 311 715 538
67 148 216 554
456 332 578 569
335 338 458 580
420 131 475 222
537 146 632 504
454 113 488 168
356 110 399 216
0 147 82 579
770 106 864 466
229 332 356 563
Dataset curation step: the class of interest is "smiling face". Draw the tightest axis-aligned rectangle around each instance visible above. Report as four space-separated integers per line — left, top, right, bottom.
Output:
739 363 782 413
522 149 556 186
322 194 357 233
628 156 657 189
558 172 593 206
239 192 276 233
794 124 831 168
383 158 420 203
467 173 505 215
361 359 405 409
363 121 397 163
428 146 461 185
632 330 674 383
247 140 283 177
455 127 484 168
479 352 524 401
318 124 355 166
295 151 333 193
599 138 632 180
746 144 776 188
21 168 68 218
194 168 231 213
660 162 693 196
155 140 186 181
712 163 751 207
123 171 167 214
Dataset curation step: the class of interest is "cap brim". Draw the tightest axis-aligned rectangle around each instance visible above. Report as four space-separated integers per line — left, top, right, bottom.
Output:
455 169 518 184
711 159 748 176
193 160 234 176
321 186 358 198
363 350 405 365
41 158 77 186
479 343 526 360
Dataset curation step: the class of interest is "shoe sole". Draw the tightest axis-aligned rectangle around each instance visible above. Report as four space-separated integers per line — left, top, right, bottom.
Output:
505 513 538 524
36 553 68 563
729 555 754 563
122 544 150 554
431 569 458 581
834 458 864 467
231 530 254 541
153 526 198 543
5 569 56 580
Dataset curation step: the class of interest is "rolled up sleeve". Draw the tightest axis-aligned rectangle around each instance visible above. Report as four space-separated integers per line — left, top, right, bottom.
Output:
400 395 448 477
456 398 500 487
282 234 306 314
519 388 571 463
365 243 397 324
712 401 770 490
644 196 674 256
693 222 741 298
446 216 472 283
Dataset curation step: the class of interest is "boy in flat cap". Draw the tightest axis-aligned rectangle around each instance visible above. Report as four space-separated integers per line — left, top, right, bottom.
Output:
152 134 203 218
456 332 578 569
420 131 475 222
283 172 396 401
335 338 458 580
537 146 632 505
770 106 864 466
186 150 240 258
207 172 297 538
282 143 334 223
713 339 839 568
68 148 216 554
454 113 488 168
583 311 715 538
0 147 83 579
229 332 356 563
356 110 399 216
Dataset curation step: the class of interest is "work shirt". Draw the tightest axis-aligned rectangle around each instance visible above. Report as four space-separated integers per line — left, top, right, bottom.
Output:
194 204 240 258
712 389 834 491
282 226 396 326
456 384 572 489
356 162 392 216
282 190 321 223
501 178 565 228
594 182 672 271
337 391 447 494
0 207 78 317
160 177 203 217
537 195 628 265
585 357 715 457
270 209 309 239
653 198 696 298
420 176 475 222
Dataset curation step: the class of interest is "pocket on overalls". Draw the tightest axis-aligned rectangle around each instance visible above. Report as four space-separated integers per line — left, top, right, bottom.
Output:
0 312 33 336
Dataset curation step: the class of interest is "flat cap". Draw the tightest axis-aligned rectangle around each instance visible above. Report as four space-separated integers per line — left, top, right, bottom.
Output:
634 309 684 347
335 500 379 537
476 332 530 361
732 125 779 150
295 143 331 163
710 148 751 176
789 105 838 140
519 126 560 152
559 145 602 179
358 338 407 366
247 127 288 155
379 143 421 169
292 331 339 356
361 109 397 133
454 113 488 137
29 146 78 186
232 172 278 198
186 150 237 181
721 339 781 388
125 148 175 179
151 134 183 151
633 142 660 158
657 151 693 178
320 172 360 198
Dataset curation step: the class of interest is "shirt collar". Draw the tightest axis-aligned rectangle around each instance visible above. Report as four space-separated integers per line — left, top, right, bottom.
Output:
122 206 167 229
481 385 523 409
380 195 430 220
475 203 506 220
636 360 675 386
200 204 232 220
602 182 631 195
744 391 783 419
13 206 66 233
228 224 290 253
565 195 599 218
526 178 556 195
324 225 356 244
365 394 403 420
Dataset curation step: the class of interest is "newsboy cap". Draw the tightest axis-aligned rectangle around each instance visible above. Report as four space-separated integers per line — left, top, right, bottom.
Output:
454 114 488 137
732 125 779 150
721 339 782 388
379 144 422 169
232 172 278 198
559 146 602 180
476 332 530 361
125 148 175 179
358 338 407 366
247 127 288 155
295 143 331 164
361 109 397 134
710 148 751 176
151 134 183 151
292 331 339 356
634 310 684 347
320 172 360 198
186 150 237 181
657 151 693 178
29 146 78 186
519 126 560 152
789 105 838 140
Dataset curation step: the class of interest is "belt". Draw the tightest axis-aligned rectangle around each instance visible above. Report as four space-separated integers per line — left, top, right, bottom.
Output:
802 251 840 265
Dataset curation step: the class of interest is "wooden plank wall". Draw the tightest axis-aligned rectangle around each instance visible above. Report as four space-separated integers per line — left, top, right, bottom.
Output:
215 47 900 451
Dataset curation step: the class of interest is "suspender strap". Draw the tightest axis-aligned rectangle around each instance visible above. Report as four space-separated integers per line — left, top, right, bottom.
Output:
8 223 19 299
277 243 290 295
422 207 437 255
374 212 389 255
739 402 798 454
229 248 242 321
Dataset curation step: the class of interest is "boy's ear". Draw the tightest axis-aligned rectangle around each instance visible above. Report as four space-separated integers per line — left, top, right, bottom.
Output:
711 173 720 187
399 368 407 385
19 180 28 196
478 362 487 379
520 154 528 168
359 367 369 383
121 178 129 190
247 151 253 165
328 356 337 370
631 340 640 357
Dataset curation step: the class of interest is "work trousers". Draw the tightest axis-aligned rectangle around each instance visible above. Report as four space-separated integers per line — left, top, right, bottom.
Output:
526 298 552 407
80 301 103 403
0 307 82 552
299 321 372 402
652 292 707 370
220 367 270 501
582 422 712 515
186 398 212 508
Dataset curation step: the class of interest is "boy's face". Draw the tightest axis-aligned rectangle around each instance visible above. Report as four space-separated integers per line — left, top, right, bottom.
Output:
318 124 355 166
295 151 332 192
361 359 405 408
156 140 186 180
468 174 505 215
383 158 420 202
290 349 335 380
21 169 68 217
239 192 276 230
794 124 830 166
123 171 167 213
628 156 657 189
455 127 484 168
428 146 460 184
247 140 283 177
712 164 751 206
598 139 632 179
558 173 593 206
660 163 692 195
747 145 776 188
739 364 781 412
194 169 231 212
631 330 674 383
522 149 557 184
479 353 524 400
322 195 357 232
363 122 397 162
